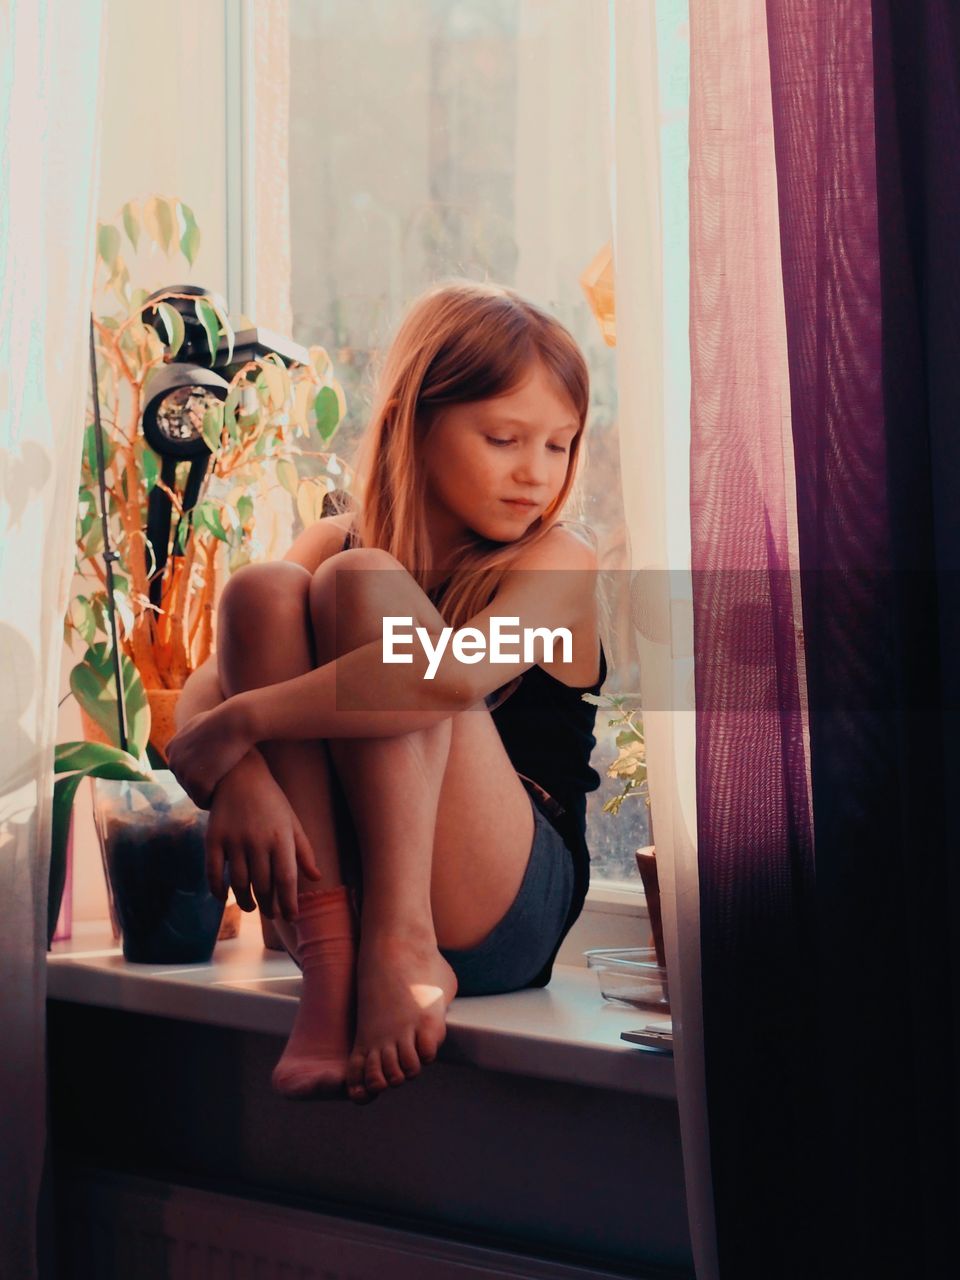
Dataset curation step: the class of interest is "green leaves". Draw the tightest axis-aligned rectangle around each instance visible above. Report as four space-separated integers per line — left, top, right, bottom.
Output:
69 643 151 759
107 197 202 266
259 358 290 409
192 501 228 543
313 386 340 442
609 739 646 778
95 196 211 335
201 404 224 453
140 442 160 493
194 297 220 365
82 519 104 559
68 596 98 648
75 488 96 542
82 422 114 476
155 302 185 358
97 223 121 271
582 689 649 816
601 793 629 817
55 740 148 775
122 201 140 250
213 297 234 366
227 545 252 573
222 385 242 441
277 458 299 496
236 494 253 529
296 477 328 527
179 202 201 265
144 195 175 253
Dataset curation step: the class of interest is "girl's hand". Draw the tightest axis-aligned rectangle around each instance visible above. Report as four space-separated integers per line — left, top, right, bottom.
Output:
205 750 324 921
167 698 253 809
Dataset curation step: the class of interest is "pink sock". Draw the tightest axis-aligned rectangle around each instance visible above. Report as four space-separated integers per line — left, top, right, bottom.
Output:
271 884 360 1100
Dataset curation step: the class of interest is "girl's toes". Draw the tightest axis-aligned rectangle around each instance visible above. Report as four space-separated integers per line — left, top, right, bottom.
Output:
363 1050 389 1095
346 1051 368 1098
397 1034 421 1079
380 1044 406 1087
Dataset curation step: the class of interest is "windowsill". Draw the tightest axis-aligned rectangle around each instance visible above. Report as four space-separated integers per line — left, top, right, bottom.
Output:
582 880 649 913
48 909 675 1100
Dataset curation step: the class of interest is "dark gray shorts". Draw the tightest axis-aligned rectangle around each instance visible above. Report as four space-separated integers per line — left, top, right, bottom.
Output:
437 777 576 997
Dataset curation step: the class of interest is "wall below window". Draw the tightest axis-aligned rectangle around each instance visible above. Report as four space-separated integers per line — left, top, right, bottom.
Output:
47 1000 693 1278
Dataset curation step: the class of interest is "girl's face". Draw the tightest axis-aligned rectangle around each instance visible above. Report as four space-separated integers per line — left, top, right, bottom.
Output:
422 360 580 556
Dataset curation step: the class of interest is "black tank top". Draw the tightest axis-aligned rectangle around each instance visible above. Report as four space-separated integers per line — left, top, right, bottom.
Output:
487 643 606 932
338 528 606 955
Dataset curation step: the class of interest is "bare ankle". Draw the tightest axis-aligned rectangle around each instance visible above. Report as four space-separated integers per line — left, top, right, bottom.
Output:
360 915 438 949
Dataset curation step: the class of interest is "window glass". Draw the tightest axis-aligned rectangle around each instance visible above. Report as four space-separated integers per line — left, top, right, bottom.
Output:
288 0 649 882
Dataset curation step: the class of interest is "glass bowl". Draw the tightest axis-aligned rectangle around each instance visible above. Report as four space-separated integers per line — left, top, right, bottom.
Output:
584 947 670 1011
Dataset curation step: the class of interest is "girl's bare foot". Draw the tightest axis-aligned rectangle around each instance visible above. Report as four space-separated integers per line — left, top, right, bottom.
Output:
271 885 360 1100
346 931 458 1105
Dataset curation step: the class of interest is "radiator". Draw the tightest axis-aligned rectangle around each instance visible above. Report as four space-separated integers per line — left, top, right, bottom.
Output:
56 1171 648 1280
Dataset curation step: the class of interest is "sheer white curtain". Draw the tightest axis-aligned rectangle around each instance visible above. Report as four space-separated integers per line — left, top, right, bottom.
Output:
609 3 718 1277
0 0 106 1273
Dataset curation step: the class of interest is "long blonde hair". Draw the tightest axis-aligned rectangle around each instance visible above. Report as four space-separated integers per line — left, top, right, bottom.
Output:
349 280 591 630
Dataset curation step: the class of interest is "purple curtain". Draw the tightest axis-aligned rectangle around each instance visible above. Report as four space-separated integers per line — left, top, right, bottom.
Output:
689 0 820 1274
694 2 960 1276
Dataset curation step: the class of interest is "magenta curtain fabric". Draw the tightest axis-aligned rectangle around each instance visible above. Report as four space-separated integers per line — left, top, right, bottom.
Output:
691 1 960 1275
688 2 818 1275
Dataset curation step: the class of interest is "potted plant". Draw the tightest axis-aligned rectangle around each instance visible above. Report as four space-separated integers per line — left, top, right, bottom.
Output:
67 194 349 760
51 629 228 960
583 691 665 969
62 196 349 948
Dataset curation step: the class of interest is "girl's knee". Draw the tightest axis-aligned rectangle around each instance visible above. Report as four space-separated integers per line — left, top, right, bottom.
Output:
310 547 402 597
220 561 312 639
309 547 410 629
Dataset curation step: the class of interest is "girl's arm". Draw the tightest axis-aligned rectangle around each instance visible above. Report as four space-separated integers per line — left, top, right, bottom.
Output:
167 527 597 805
175 654 224 724
238 525 599 741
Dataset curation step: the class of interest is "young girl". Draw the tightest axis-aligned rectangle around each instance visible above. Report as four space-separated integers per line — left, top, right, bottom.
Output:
168 280 607 1106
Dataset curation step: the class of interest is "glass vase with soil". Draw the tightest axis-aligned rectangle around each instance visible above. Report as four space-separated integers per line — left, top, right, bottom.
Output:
93 769 224 963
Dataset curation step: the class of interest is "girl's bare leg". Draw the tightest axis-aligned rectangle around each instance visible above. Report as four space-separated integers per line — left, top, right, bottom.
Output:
308 552 460 1104
308 549 538 1106
216 561 359 899
220 551 537 1107
216 562 361 1098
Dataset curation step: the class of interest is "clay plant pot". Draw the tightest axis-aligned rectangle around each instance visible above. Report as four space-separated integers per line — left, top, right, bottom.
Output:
635 846 666 970
144 686 180 760
218 900 242 939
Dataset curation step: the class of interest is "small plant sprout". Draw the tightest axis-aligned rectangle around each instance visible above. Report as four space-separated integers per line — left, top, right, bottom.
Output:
581 691 649 816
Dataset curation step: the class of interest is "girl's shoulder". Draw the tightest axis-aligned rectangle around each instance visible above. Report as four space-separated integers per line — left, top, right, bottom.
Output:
512 520 599 572
557 519 600 556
